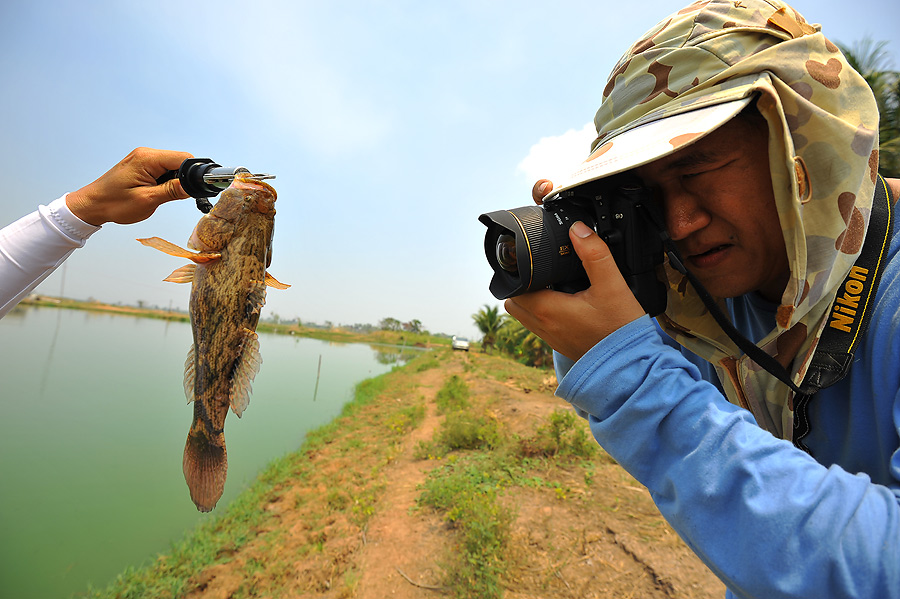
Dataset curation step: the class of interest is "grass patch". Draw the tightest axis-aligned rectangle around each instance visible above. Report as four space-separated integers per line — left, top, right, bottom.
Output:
416 410 503 460
440 411 501 451
517 408 596 458
414 369 610 598
435 374 470 413
466 350 555 384
415 374 501 459
388 402 425 435
412 356 440 371
417 453 515 599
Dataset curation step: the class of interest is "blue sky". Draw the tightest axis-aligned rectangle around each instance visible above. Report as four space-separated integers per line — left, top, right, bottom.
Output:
2 0 896 338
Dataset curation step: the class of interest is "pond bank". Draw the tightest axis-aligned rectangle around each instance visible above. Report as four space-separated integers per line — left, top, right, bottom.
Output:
19 295 455 349
84 349 724 599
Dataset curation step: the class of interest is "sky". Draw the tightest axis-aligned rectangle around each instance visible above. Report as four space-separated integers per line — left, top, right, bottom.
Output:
2 0 897 339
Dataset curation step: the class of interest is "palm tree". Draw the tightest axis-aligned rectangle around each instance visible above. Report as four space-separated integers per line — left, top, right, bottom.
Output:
472 304 506 353
496 318 553 368
837 38 899 176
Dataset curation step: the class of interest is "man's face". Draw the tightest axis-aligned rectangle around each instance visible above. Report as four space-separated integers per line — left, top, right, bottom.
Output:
634 114 790 302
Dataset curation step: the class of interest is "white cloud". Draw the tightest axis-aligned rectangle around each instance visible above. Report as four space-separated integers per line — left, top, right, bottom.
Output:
516 122 596 185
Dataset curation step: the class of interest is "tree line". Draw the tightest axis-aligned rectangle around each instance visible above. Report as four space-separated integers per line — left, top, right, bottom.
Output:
472 304 553 368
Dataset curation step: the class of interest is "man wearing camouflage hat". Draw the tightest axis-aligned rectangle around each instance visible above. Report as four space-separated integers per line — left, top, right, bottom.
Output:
505 1 900 597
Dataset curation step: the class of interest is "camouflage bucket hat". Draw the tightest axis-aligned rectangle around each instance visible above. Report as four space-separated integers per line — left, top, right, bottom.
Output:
553 0 880 439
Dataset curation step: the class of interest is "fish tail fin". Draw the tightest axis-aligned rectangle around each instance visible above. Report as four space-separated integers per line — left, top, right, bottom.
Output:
182 425 227 512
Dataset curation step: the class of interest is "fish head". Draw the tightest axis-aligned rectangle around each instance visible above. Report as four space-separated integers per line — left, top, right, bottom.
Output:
233 177 277 215
187 178 277 252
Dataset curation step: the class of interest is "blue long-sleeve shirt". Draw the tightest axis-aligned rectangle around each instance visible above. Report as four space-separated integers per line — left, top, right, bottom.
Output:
554 221 900 598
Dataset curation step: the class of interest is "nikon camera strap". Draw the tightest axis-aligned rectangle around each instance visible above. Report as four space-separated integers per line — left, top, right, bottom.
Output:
659 175 894 451
792 174 895 451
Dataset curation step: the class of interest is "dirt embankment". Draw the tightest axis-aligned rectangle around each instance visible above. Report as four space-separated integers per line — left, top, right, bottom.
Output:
101 350 725 599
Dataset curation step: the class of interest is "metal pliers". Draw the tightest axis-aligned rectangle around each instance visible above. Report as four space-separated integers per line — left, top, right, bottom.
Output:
156 158 275 213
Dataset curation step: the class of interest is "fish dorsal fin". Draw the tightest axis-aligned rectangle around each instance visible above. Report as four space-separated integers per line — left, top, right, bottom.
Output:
183 344 196 404
231 329 262 418
137 237 221 263
265 272 291 289
164 264 197 284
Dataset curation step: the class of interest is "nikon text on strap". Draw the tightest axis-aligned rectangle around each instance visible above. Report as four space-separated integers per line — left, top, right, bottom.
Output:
793 174 895 451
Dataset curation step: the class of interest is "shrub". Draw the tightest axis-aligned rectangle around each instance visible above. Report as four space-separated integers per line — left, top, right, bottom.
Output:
417 455 513 599
435 375 470 413
438 412 500 451
518 409 595 458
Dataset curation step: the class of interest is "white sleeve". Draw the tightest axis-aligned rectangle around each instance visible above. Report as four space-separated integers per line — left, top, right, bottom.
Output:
0 195 101 318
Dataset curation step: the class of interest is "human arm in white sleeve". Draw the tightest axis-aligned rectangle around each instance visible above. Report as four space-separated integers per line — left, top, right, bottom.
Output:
0 196 99 318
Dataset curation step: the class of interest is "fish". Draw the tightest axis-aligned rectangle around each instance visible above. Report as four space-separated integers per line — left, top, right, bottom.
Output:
138 177 289 512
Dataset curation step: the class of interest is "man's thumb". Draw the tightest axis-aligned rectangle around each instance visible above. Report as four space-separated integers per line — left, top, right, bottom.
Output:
569 221 617 281
569 220 645 315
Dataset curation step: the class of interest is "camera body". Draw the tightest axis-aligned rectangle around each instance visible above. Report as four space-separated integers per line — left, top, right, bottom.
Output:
478 177 667 316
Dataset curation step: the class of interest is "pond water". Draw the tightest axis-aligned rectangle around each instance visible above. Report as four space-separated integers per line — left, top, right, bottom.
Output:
0 306 418 598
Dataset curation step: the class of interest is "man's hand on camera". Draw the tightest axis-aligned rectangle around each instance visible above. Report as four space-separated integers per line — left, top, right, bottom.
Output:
504 220 645 362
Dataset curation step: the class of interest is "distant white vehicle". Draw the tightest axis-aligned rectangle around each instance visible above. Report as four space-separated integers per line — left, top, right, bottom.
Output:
451 336 470 351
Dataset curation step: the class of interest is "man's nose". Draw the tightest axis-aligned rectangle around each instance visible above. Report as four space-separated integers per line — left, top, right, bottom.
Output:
664 189 710 241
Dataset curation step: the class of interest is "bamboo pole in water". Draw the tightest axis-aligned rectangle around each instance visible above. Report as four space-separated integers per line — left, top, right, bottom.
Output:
312 354 322 401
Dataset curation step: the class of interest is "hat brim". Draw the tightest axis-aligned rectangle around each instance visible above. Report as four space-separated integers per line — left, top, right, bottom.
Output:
547 97 754 197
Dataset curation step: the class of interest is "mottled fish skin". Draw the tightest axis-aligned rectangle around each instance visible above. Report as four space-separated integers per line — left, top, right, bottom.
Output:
138 177 288 512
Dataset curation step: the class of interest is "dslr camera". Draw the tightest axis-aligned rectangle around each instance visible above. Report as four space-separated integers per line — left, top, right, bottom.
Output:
478 177 668 316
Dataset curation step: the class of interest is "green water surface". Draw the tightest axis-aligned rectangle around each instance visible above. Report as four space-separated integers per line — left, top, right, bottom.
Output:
0 306 414 598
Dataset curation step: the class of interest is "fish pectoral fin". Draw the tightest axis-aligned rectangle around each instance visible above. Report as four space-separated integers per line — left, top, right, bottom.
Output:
230 329 262 418
183 344 196 404
165 264 198 284
137 237 221 263
265 272 291 290
137 237 195 257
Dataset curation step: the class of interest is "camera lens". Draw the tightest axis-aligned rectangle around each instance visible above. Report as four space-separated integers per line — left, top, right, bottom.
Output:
478 203 592 299
496 234 518 272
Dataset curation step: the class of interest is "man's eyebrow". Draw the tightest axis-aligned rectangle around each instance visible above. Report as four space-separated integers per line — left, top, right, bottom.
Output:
661 149 723 173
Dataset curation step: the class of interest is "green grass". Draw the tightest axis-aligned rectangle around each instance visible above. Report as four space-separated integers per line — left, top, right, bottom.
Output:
417 453 515 599
434 374 470 413
416 374 501 459
414 372 606 598
387 402 426 434
440 411 501 450
412 355 441 371
413 372 522 599
518 408 597 458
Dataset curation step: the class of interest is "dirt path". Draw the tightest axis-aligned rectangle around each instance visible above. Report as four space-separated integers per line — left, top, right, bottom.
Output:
167 351 724 599
355 366 448 597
